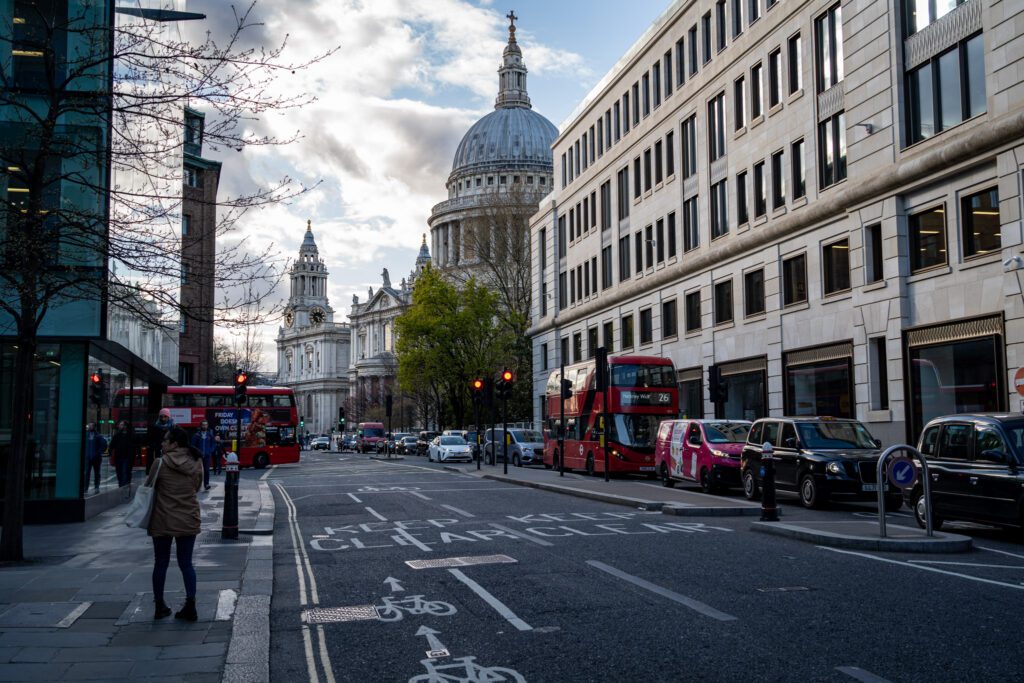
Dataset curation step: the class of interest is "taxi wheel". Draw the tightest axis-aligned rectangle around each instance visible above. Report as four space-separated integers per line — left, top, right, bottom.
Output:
742 469 760 501
799 474 826 509
586 454 596 477
659 463 675 488
913 493 943 530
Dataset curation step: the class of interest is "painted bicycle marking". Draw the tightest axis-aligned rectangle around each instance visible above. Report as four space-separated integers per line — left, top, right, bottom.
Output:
357 485 423 492
376 595 458 622
409 656 525 683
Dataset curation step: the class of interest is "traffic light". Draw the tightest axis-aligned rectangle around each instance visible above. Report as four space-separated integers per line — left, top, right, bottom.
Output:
471 378 485 405
233 369 249 406
560 374 573 399
338 406 346 430
496 368 514 401
89 369 105 405
708 365 728 404
385 394 393 418
299 415 305 428
595 346 609 392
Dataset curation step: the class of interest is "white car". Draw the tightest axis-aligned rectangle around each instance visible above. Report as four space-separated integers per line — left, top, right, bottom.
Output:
428 435 472 463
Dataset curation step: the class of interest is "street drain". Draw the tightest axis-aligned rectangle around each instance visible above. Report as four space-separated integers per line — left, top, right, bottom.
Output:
405 554 518 570
301 605 379 624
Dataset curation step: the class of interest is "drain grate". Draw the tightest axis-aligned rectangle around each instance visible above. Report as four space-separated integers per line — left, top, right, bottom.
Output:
406 554 517 570
301 605 379 624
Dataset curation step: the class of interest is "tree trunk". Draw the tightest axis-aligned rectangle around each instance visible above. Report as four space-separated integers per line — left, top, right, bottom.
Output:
1 330 38 562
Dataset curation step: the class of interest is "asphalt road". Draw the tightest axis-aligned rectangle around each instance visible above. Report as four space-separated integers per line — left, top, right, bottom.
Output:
264 451 1024 682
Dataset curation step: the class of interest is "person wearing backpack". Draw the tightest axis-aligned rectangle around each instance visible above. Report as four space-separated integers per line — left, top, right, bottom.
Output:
148 426 203 621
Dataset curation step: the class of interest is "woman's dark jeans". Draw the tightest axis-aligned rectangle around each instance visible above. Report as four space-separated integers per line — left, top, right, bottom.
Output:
152 535 197 602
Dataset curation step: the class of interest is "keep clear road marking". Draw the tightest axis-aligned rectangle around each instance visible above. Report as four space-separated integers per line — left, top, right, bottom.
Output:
487 523 555 547
836 666 894 683
818 546 1024 591
586 560 738 622
408 491 432 501
275 482 336 683
365 507 388 522
395 527 433 552
447 568 532 632
347 493 362 503
440 504 475 518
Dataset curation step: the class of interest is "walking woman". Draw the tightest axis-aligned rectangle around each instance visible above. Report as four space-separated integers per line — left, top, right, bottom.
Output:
148 426 203 621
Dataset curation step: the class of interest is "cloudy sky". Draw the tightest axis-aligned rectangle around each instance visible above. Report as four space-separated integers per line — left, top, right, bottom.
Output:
187 0 670 370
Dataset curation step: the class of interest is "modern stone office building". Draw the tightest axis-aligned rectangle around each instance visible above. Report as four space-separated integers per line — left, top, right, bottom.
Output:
529 0 1024 444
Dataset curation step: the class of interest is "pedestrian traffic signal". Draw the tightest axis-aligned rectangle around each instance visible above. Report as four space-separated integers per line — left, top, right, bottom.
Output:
233 369 248 406
89 369 105 405
496 368 514 401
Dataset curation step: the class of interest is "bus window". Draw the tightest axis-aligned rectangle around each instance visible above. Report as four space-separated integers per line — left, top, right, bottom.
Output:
248 395 270 407
611 364 676 388
272 394 293 407
207 394 229 407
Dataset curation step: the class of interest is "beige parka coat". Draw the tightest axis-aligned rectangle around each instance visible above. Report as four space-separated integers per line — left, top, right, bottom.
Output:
147 443 203 537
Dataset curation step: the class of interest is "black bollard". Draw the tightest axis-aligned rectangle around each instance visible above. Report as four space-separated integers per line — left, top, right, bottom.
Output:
760 441 780 522
222 453 239 539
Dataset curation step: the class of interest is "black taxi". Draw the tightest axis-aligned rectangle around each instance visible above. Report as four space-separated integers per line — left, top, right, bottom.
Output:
906 413 1024 530
739 417 900 509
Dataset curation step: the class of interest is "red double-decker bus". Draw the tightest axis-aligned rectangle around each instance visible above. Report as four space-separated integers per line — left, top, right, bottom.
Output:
543 355 678 476
113 386 300 469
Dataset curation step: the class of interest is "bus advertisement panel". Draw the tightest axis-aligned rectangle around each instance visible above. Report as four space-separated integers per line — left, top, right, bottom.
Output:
113 386 300 469
543 355 677 476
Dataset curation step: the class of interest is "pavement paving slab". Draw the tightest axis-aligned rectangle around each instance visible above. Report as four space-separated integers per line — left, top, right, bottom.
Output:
0 471 276 681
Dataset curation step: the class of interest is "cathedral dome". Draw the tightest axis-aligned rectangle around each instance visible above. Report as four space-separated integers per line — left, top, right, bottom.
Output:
450 107 558 178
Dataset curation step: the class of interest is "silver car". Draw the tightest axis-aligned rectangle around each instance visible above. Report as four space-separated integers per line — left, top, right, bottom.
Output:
428 435 473 463
484 428 545 467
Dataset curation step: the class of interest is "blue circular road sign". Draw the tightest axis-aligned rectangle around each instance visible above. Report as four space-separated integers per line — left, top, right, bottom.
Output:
887 457 918 490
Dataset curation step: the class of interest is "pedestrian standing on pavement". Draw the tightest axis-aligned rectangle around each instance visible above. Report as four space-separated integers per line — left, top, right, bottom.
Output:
148 426 203 622
191 420 217 491
110 420 135 488
147 408 175 474
84 423 108 493
212 434 224 475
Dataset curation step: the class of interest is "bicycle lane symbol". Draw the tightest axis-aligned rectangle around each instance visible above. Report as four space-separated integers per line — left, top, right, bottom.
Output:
409 656 526 683
375 595 457 622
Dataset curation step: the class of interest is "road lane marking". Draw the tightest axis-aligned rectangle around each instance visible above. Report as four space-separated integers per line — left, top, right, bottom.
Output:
301 627 319 683
316 625 336 683
586 560 738 622
448 568 532 631
837 666 893 683
394 527 433 552
817 546 1024 591
978 546 1024 560
906 560 1024 569
347 493 362 503
259 465 277 481
488 523 555 547
365 507 388 521
441 504 476 518
408 491 433 500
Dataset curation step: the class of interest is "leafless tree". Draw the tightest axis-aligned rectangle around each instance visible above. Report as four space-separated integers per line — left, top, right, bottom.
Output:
0 2 335 560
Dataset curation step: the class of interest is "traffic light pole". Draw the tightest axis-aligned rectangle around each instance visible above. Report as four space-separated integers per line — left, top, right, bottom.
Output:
502 398 508 476
474 402 481 471
558 356 565 478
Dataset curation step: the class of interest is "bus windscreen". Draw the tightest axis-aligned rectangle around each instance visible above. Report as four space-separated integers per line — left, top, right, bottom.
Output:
611 364 676 388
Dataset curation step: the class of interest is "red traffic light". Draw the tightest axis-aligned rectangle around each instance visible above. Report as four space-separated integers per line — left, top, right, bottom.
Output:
471 378 484 391
234 372 248 385
89 372 102 384
501 369 513 382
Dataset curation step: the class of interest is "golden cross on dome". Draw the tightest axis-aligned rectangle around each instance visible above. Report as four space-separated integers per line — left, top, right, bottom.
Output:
507 10 517 29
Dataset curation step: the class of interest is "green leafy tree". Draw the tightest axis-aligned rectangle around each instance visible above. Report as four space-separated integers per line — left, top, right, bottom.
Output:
396 267 511 429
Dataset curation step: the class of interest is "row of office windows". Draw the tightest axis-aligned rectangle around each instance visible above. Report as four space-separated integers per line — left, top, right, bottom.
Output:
544 183 1001 352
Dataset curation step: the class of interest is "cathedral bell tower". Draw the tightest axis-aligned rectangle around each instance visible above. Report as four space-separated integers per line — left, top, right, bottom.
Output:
283 220 333 329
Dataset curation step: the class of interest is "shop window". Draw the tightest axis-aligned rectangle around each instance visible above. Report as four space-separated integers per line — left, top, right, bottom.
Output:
962 187 999 258
909 205 947 272
678 370 703 419
785 357 854 417
719 367 767 420
822 239 850 295
783 253 807 305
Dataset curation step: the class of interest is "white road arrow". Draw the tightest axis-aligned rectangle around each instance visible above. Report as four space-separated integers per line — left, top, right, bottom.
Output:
383 576 404 593
416 625 446 653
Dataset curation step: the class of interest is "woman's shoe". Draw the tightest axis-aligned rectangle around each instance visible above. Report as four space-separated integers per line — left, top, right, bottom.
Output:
174 598 198 622
154 600 172 619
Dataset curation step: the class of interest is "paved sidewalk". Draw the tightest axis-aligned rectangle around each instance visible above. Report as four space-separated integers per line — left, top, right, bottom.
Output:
751 519 973 553
441 462 762 516
0 472 275 682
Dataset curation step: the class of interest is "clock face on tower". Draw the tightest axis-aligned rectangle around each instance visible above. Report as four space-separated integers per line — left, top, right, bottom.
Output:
284 308 294 328
310 307 326 325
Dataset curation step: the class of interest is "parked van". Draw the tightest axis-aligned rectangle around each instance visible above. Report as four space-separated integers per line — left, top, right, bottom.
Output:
356 422 386 453
654 419 752 492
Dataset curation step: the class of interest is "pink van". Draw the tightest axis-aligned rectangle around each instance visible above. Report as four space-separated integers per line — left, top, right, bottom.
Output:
654 419 752 493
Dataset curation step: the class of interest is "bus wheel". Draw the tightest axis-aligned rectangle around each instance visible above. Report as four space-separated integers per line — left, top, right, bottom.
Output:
254 452 270 470
585 454 596 477
659 463 675 488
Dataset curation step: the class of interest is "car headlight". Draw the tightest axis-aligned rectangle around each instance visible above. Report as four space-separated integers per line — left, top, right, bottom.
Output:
826 461 844 475
711 449 727 458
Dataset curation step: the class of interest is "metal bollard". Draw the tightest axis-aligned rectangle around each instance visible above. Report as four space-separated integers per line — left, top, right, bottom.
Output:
222 452 240 540
760 441 780 522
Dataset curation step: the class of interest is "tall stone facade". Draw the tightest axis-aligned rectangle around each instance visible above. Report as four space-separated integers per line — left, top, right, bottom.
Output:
276 222 351 436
